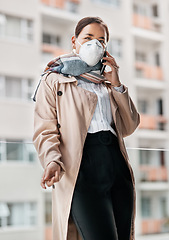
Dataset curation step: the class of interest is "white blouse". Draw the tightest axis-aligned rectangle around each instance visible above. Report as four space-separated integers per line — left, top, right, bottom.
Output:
77 79 124 136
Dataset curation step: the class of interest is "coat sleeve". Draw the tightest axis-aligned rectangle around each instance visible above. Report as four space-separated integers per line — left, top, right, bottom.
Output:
32 75 66 174
111 85 140 138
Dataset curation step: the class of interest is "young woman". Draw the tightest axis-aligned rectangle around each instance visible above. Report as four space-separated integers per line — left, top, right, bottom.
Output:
32 17 140 240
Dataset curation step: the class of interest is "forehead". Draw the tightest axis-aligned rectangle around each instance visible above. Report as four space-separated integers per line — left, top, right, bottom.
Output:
79 23 106 38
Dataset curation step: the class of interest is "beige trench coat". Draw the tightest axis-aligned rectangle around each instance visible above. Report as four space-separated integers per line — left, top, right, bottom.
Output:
32 72 140 240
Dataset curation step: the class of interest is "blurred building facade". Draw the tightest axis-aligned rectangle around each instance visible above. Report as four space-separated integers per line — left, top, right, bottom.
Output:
0 0 169 240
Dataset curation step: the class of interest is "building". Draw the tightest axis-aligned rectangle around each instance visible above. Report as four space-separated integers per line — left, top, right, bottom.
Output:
0 0 169 239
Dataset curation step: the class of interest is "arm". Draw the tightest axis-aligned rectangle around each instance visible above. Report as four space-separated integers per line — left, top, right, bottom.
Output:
32 74 65 176
111 85 140 137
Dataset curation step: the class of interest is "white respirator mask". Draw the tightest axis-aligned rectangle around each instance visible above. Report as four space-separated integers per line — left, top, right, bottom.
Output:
76 39 105 66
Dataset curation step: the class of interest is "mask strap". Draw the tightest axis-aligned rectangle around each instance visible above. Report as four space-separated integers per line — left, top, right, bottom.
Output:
76 39 82 46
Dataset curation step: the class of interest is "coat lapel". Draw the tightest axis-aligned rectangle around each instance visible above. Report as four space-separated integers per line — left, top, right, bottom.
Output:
58 74 118 126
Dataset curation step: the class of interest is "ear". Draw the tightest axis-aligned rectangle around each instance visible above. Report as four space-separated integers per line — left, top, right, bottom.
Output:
71 36 76 50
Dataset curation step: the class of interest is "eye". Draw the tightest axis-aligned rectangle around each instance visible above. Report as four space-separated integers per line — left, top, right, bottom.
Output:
84 37 92 40
99 40 105 44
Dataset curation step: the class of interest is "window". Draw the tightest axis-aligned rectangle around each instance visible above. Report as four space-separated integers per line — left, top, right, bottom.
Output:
135 68 144 78
24 143 37 162
138 100 148 114
6 77 22 99
65 1 80 13
0 75 34 101
160 151 165 166
141 197 152 218
139 150 150 165
0 140 36 163
157 99 163 115
6 140 23 161
155 53 160 66
0 142 1 161
91 0 121 7
160 198 167 218
43 33 61 46
0 202 37 227
135 51 146 62
45 194 52 225
133 4 147 16
0 13 33 42
152 5 158 17
108 38 122 58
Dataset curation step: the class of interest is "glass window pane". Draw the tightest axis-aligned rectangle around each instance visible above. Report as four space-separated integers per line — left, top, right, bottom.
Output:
5 15 21 39
160 198 167 218
45 195 52 224
139 150 150 165
108 39 122 58
6 141 23 161
27 79 33 87
43 33 51 44
25 144 36 162
141 197 151 217
6 202 37 227
8 203 25 226
0 143 1 161
6 77 22 98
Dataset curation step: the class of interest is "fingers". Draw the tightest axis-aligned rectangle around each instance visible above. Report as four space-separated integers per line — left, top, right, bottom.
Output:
40 163 61 189
45 168 61 187
41 170 47 189
102 61 119 73
103 57 119 68
103 51 119 69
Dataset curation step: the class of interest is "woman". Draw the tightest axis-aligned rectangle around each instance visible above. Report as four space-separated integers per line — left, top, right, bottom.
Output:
32 17 140 240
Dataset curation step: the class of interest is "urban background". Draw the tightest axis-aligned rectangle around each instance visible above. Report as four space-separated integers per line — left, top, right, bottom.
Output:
0 0 169 240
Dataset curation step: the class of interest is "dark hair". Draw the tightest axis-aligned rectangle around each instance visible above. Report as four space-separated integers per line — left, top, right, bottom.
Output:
75 16 109 42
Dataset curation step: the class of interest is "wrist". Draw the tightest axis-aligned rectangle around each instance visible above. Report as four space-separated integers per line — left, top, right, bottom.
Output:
48 161 60 167
111 82 121 87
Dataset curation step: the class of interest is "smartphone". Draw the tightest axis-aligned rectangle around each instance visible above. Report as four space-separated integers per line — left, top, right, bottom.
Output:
100 51 107 75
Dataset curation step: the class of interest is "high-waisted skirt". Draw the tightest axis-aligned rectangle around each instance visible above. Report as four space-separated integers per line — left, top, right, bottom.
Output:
70 130 134 240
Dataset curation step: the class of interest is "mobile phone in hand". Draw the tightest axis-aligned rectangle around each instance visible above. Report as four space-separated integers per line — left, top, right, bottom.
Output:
100 51 107 75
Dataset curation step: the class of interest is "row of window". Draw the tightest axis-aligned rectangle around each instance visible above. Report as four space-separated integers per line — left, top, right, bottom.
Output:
0 139 167 166
135 51 161 66
133 3 159 18
0 202 37 228
42 32 123 58
45 194 169 223
0 197 167 228
139 150 165 166
0 1 121 43
0 76 34 101
91 0 121 7
0 140 36 162
138 98 164 115
0 13 33 42
141 197 167 218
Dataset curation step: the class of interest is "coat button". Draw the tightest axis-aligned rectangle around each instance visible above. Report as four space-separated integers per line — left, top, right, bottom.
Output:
57 91 62 96
57 123 61 128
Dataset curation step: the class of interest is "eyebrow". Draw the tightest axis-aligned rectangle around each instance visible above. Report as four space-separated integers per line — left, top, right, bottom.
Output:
85 33 105 40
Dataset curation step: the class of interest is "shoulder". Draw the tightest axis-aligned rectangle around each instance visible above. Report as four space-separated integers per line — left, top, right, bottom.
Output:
41 72 60 90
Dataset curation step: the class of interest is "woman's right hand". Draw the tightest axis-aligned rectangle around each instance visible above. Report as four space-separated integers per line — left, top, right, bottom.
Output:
41 162 61 189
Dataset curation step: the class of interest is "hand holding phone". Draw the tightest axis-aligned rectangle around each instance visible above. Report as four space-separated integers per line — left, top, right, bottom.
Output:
100 51 107 75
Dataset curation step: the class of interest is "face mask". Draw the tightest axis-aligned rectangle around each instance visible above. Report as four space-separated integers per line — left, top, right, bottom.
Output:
77 39 105 66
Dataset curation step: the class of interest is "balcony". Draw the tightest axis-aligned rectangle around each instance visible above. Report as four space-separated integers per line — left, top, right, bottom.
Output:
139 114 167 131
142 219 169 235
42 44 68 57
140 166 168 182
135 62 163 81
133 14 161 33
46 226 52 240
41 44 69 69
41 0 80 13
